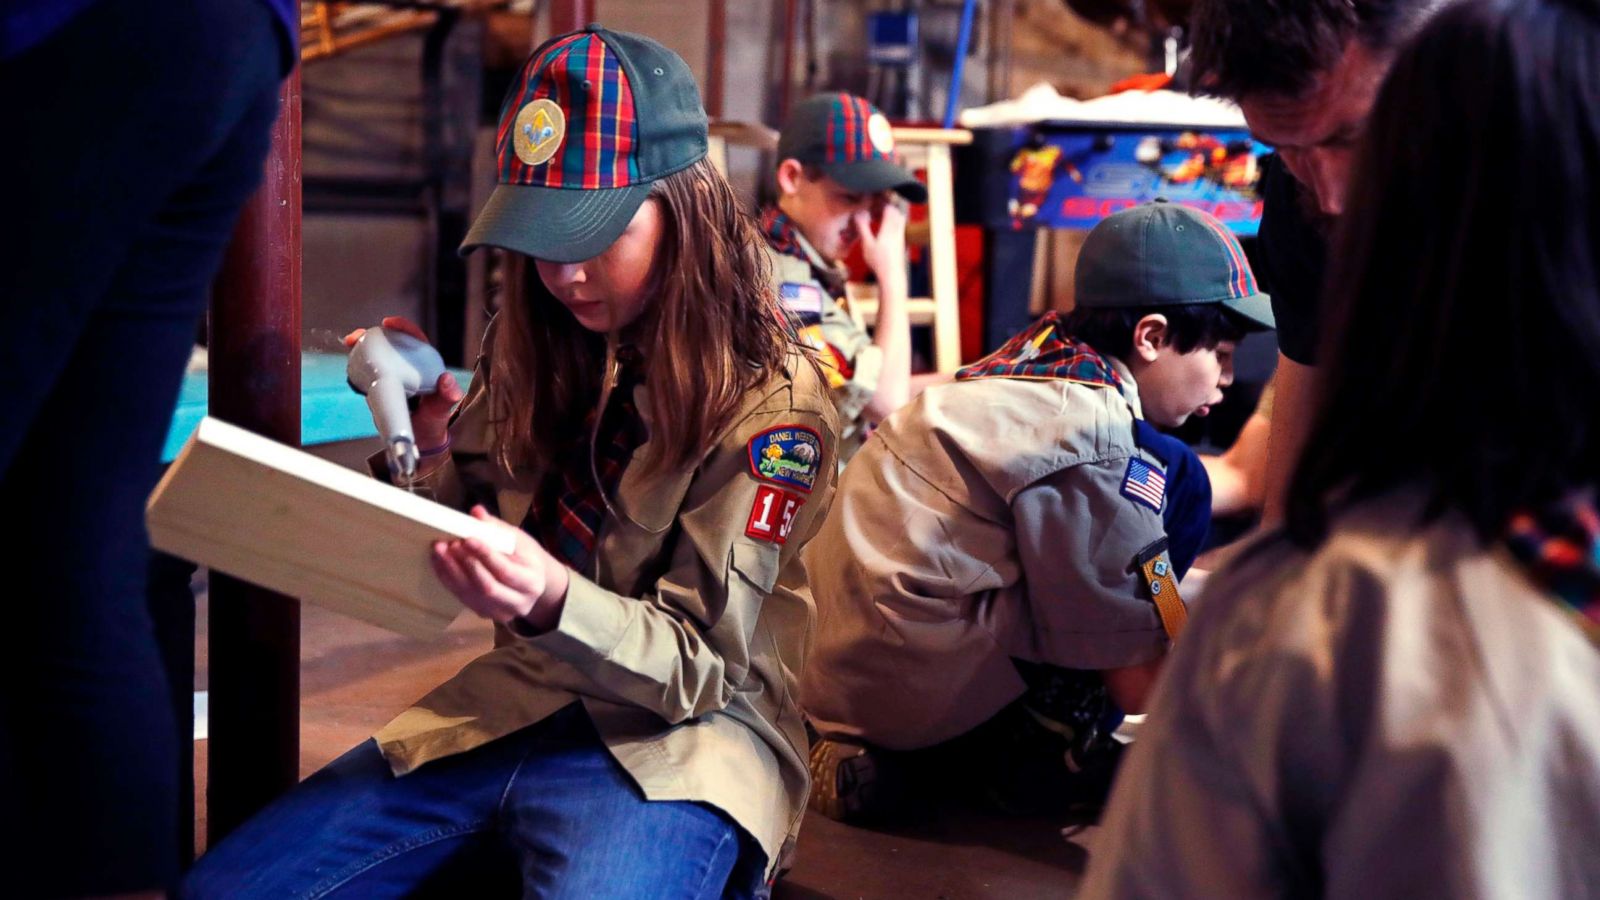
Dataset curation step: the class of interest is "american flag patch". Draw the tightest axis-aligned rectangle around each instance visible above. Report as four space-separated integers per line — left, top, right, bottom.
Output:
1121 457 1167 511
779 281 825 318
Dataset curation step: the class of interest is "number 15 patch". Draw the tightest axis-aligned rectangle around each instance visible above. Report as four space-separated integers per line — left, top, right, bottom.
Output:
746 484 805 545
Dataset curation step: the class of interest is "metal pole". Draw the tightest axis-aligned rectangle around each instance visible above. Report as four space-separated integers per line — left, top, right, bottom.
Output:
942 0 978 129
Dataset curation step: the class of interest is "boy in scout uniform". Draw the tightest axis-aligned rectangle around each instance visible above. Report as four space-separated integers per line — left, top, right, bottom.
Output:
762 93 929 461
801 201 1275 821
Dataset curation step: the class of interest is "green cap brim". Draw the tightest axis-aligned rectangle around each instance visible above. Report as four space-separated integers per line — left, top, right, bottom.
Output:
460 181 653 263
821 158 928 204
1220 291 1276 331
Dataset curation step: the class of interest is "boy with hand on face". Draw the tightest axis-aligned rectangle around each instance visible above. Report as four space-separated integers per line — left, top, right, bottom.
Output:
761 93 930 461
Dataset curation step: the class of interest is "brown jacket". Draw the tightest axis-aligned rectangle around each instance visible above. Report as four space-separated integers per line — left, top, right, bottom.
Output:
1084 488 1600 899
369 340 840 876
802 358 1173 750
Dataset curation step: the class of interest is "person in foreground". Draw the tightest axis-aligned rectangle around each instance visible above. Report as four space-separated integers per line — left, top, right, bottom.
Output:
1082 0 1600 895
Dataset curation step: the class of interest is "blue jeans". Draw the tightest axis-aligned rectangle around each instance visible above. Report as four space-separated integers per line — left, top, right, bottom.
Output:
183 705 769 899
0 0 287 892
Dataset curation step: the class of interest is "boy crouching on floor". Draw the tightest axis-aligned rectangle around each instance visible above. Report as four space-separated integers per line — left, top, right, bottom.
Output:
800 201 1275 820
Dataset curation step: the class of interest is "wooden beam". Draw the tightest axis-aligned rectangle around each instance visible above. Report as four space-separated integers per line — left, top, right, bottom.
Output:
890 126 975 145
205 70 303 843
709 119 780 152
779 0 799 121
549 0 595 35
706 0 726 119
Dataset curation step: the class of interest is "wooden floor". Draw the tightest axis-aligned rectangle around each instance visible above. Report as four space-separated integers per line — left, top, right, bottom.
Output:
193 591 1101 899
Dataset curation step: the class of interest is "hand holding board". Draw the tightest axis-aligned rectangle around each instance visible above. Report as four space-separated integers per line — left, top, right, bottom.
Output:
147 417 512 637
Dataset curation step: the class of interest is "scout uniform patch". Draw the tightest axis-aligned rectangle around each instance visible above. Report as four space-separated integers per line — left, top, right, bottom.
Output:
779 281 826 321
1120 457 1167 512
1134 537 1187 641
866 112 895 154
513 98 565 166
745 485 806 545
747 425 823 492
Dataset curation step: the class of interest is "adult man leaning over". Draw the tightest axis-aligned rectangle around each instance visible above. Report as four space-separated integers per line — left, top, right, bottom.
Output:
1187 0 1453 522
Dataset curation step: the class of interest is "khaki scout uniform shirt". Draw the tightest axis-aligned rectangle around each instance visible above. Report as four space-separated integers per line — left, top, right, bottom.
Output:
762 223 881 461
1083 488 1600 900
369 348 840 877
801 356 1173 751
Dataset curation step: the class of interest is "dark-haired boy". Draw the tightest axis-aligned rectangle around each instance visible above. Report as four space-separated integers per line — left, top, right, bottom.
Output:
800 201 1274 820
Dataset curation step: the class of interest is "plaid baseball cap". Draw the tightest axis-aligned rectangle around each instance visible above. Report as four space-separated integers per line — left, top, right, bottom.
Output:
461 25 708 263
1075 200 1274 330
778 93 928 204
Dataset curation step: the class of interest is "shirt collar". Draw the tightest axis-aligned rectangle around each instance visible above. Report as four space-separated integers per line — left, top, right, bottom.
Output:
762 206 835 273
1108 354 1144 419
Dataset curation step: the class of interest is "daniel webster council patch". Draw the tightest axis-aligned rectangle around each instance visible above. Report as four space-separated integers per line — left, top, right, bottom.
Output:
747 425 824 493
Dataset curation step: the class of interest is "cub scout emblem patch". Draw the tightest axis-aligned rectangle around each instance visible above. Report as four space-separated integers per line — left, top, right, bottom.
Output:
1134 538 1187 641
746 485 805 544
514 99 565 166
867 112 895 154
1121 457 1167 512
748 425 823 493
779 281 826 319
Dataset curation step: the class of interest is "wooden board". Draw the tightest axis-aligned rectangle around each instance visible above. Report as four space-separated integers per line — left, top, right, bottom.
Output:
147 416 514 638
889 126 974 145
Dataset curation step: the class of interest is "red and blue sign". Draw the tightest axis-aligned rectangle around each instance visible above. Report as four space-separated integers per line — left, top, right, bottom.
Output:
1003 125 1268 236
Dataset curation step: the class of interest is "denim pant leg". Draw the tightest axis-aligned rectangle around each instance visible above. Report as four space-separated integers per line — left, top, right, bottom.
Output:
0 0 286 892
188 707 771 899
183 736 527 899
502 708 769 900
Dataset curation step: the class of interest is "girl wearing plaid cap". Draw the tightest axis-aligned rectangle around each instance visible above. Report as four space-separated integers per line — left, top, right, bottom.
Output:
188 27 837 898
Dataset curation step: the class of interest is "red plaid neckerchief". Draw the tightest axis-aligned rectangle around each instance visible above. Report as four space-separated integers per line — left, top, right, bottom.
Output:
525 349 647 573
1504 493 1600 647
761 206 807 261
761 206 847 299
956 311 1123 390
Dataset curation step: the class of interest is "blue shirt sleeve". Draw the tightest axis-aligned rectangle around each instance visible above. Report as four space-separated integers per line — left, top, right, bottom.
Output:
1133 419 1212 578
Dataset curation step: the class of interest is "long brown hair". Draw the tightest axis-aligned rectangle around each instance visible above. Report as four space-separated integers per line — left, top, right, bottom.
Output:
488 156 794 483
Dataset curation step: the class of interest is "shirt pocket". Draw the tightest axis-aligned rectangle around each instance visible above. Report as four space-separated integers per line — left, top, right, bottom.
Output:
726 540 787 697
731 540 782 595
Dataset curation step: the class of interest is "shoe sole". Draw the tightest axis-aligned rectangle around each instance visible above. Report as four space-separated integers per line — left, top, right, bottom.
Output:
809 740 877 822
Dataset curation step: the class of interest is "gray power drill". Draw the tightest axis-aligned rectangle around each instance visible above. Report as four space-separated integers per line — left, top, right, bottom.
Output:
346 325 448 484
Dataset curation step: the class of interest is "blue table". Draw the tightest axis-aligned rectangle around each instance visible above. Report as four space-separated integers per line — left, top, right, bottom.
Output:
162 351 473 463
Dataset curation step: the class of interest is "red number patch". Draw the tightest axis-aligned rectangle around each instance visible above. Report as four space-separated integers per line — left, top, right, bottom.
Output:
745 484 805 545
